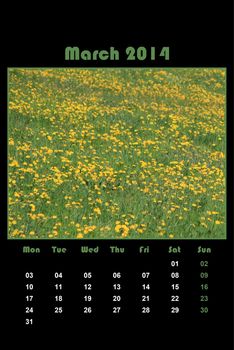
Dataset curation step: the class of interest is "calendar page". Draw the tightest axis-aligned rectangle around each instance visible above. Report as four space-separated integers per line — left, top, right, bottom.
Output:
1 4 233 346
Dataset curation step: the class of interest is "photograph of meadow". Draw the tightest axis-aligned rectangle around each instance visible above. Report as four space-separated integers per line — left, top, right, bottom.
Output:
8 68 226 239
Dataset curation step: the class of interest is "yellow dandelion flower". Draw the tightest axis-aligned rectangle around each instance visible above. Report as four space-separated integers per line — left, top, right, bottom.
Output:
159 230 165 236
140 161 147 168
12 229 21 236
30 204 36 212
129 224 138 230
122 232 128 237
143 187 149 193
115 224 129 235
9 160 19 167
115 224 122 233
137 228 144 234
94 207 101 215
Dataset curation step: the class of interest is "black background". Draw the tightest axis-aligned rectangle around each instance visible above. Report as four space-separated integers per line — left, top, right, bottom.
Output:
0 3 233 346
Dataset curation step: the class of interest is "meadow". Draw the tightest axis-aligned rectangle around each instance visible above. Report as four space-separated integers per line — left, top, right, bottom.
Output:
8 68 226 239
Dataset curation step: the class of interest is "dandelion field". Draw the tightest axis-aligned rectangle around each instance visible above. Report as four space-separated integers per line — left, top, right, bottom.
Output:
8 68 226 239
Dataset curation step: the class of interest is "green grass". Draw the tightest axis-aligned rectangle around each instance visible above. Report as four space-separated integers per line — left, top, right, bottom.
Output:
8 68 226 239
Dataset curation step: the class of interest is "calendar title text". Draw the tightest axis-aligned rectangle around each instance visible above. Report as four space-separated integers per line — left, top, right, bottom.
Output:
65 46 170 62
